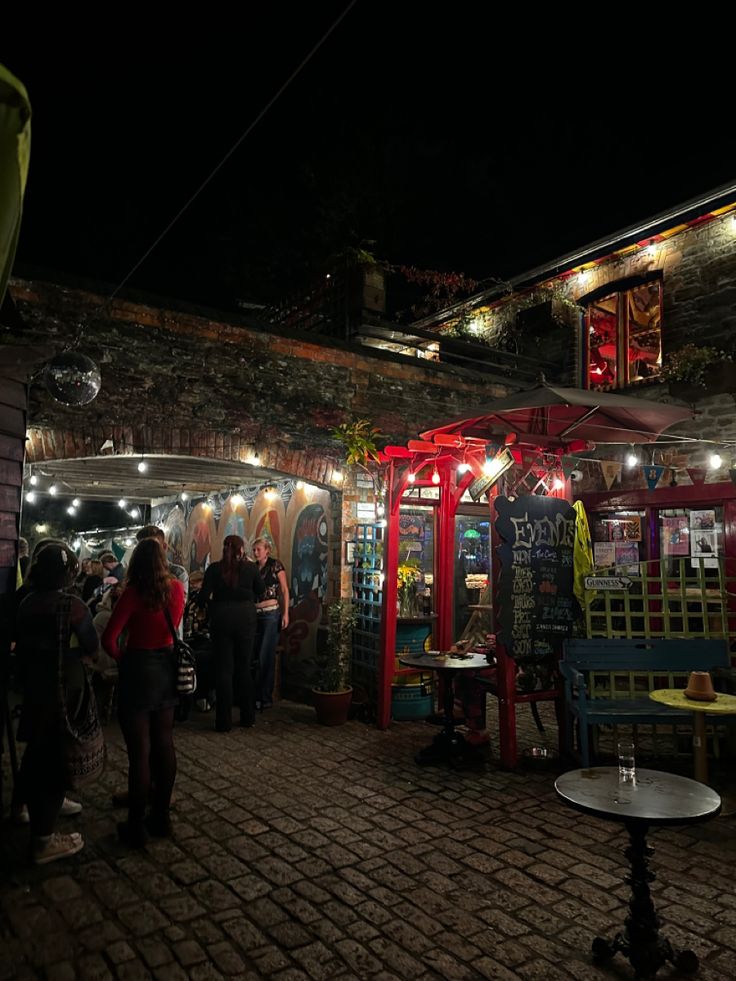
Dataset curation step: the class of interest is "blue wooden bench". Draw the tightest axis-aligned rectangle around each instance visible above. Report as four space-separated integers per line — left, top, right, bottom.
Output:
561 638 731 767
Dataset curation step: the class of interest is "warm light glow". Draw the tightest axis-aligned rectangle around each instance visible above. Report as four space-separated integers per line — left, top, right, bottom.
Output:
29 474 38 486
333 470 343 483
577 269 591 285
35 523 48 533
247 453 260 467
710 452 722 469
118 498 127 508
626 453 638 468
553 478 565 491
296 480 304 490
72 498 81 508
124 538 133 547
67 506 77 516
376 502 385 517
407 471 416 483
431 466 441 485
457 462 470 474
137 460 148 473
180 491 189 501
129 507 140 518
230 493 244 507
48 484 58 496
25 490 36 503
73 539 82 550
264 487 277 500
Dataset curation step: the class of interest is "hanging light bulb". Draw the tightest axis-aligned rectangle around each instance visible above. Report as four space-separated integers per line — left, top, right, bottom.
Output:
376 502 385 517
72 498 81 508
230 493 244 507
129 507 140 518
29 474 38 486
25 490 36 504
296 480 304 490
407 471 416 483
137 459 148 473
67 506 77 516
626 452 638 468
552 477 565 491
333 470 343 483
431 465 441 485
118 498 127 509
710 452 722 469
180 490 189 501
48 484 58 496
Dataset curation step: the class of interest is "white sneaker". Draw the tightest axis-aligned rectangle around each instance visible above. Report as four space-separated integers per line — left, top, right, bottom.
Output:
33 832 84 865
14 797 81 825
60 797 82 816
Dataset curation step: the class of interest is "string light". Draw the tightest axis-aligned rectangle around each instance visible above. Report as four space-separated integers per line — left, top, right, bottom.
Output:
25 490 36 503
137 458 148 473
29 474 38 486
457 462 470 474
552 478 565 491
333 470 343 483
431 465 441 485
230 493 244 506
72 498 81 508
118 498 127 509
180 490 189 501
710 452 722 469
48 484 58 496
626 451 638 468
67 506 77 516
407 471 416 483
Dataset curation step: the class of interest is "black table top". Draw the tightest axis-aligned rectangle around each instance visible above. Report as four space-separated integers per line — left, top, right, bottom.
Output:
555 768 721 826
398 651 494 672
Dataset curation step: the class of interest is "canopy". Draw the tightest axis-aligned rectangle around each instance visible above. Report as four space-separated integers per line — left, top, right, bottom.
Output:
421 384 694 447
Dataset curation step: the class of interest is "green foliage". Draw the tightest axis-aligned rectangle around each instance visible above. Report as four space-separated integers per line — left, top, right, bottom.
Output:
315 600 357 692
660 344 731 388
331 419 382 466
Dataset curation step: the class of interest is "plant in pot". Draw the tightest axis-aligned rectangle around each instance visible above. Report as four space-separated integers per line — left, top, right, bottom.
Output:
312 599 357 726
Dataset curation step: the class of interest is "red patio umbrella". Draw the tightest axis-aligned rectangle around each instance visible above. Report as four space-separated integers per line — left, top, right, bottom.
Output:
421 384 694 447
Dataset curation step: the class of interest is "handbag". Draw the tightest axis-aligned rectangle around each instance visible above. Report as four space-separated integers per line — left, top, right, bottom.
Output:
56 595 105 789
164 607 197 696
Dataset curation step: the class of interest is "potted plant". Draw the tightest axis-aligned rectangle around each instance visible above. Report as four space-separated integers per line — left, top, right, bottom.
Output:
660 343 734 399
312 599 357 725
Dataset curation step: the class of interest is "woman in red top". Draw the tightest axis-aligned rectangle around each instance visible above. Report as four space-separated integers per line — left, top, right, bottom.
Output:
103 538 185 847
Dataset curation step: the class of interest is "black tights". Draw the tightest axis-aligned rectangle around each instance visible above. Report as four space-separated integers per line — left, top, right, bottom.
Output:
120 707 176 825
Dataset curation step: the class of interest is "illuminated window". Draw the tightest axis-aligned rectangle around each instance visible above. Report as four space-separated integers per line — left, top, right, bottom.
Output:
586 280 662 390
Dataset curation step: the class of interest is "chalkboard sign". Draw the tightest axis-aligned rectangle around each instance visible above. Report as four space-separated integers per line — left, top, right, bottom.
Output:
495 495 577 671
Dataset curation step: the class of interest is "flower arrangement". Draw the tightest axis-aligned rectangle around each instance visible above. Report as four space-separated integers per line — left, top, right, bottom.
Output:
397 561 422 617
660 344 731 388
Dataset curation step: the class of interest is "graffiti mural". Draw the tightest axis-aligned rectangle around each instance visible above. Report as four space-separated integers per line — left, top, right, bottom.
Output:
290 503 329 604
152 480 332 694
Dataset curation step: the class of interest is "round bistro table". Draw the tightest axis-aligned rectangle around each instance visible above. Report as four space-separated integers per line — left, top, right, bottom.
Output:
555 766 721 978
398 651 493 767
649 688 736 784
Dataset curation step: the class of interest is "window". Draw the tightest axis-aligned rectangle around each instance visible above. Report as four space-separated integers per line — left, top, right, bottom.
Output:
586 280 662 390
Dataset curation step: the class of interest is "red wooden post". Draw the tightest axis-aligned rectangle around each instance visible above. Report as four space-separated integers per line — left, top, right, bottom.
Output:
378 459 400 730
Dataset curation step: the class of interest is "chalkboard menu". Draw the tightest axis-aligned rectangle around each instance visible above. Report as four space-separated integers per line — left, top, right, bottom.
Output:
495 495 576 678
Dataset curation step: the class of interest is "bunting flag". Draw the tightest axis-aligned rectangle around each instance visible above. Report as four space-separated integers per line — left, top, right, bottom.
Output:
600 461 622 490
643 465 665 491
561 456 578 480
686 467 707 485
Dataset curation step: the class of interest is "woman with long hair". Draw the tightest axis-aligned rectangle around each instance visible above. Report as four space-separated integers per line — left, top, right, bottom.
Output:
15 544 98 864
252 537 289 709
197 535 264 731
102 538 185 847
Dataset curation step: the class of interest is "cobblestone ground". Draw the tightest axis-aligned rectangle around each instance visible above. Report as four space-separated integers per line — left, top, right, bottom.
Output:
1 700 735 980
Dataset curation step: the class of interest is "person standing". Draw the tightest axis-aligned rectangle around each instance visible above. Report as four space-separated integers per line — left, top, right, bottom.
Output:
102 538 185 847
253 537 289 709
99 551 125 582
15 544 98 864
197 535 264 731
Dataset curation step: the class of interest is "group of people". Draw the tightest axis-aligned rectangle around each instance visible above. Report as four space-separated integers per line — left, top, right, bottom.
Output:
9 527 289 863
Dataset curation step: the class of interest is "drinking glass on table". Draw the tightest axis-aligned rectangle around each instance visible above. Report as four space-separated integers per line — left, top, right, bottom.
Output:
617 739 636 783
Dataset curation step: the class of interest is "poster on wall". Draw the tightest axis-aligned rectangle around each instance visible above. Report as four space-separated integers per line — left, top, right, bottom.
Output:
662 516 689 556
614 542 640 573
594 542 616 568
608 517 641 542
690 509 718 569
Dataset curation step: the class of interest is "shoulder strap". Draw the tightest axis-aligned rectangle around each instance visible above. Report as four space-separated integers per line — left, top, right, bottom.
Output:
163 604 178 644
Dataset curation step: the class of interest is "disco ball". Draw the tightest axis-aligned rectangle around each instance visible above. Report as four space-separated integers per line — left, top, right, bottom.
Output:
44 352 101 406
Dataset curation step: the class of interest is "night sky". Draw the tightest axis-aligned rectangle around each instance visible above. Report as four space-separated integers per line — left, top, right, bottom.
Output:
5 10 735 310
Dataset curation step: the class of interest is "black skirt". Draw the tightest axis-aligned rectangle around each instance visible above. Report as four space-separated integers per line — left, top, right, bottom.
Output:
117 646 177 716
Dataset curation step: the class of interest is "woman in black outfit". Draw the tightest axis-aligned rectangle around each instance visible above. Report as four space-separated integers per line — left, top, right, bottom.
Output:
15 544 99 864
197 535 264 731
